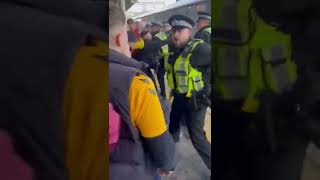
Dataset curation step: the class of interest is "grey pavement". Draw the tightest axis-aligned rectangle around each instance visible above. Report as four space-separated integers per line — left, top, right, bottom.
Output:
162 110 211 180
302 143 320 180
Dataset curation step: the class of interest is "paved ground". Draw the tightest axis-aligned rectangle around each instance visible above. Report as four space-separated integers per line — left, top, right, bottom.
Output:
156 74 212 180
302 143 320 180
162 109 211 180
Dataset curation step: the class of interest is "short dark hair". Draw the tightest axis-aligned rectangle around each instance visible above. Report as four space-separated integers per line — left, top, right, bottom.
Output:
127 18 134 24
109 2 126 31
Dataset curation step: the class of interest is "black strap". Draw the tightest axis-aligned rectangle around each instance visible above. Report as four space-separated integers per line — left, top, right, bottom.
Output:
181 39 200 58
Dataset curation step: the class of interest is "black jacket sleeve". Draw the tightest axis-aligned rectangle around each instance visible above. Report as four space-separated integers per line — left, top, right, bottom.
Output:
143 131 176 171
151 37 170 50
189 42 212 95
194 31 211 44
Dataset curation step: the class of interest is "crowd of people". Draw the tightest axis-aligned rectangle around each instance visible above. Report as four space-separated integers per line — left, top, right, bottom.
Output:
0 1 212 179
109 2 212 180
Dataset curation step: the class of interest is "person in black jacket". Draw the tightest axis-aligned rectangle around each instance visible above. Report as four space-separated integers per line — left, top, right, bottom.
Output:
250 1 320 180
133 31 166 70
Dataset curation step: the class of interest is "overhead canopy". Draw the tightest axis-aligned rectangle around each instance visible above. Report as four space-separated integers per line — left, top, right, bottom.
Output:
125 0 137 10
126 0 176 18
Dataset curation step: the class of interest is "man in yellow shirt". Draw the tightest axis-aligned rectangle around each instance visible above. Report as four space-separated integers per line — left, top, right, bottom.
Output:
108 3 175 180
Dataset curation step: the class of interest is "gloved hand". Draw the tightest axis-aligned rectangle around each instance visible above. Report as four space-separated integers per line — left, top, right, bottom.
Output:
196 90 211 107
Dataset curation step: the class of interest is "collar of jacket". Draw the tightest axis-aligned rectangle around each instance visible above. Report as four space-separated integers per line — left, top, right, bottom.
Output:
109 49 149 72
109 49 159 91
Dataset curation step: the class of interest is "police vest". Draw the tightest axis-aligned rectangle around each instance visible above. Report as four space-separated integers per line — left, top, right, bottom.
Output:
155 32 169 60
109 49 156 179
213 0 297 101
165 39 205 97
213 0 253 99
249 14 297 95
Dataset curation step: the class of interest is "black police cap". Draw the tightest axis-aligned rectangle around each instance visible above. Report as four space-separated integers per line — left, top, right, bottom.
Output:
151 22 162 27
145 23 152 27
168 15 194 30
162 21 170 26
197 11 211 21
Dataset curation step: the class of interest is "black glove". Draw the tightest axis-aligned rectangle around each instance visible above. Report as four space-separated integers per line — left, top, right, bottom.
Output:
188 90 210 111
196 90 211 107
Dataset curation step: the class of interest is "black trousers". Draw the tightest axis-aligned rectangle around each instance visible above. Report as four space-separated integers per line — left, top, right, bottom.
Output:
251 135 307 180
169 94 211 169
212 98 308 180
212 99 254 180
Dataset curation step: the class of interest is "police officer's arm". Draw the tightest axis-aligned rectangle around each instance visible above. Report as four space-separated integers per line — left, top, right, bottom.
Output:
190 42 212 95
151 37 170 60
195 31 211 44
147 40 166 51
128 75 175 171
152 36 161 42
152 36 170 48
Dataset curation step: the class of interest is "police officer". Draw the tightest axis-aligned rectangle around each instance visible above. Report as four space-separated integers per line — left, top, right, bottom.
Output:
253 0 320 149
152 22 170 98
213 0 301 180
194 12 211 44
151 22 164 38
163 22 172 38
166 14 212 170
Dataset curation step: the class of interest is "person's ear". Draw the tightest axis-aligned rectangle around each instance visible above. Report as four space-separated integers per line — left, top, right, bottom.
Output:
115 33 121 47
